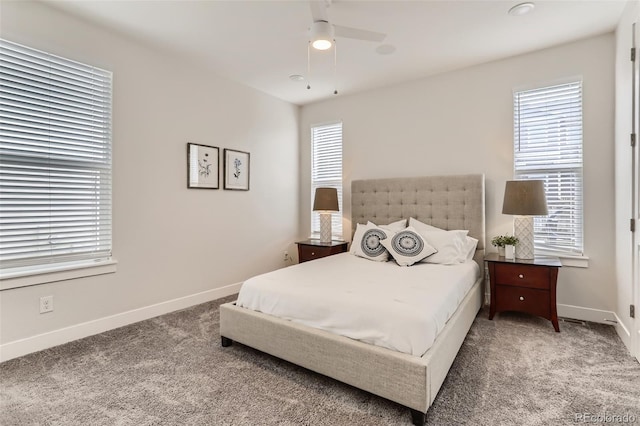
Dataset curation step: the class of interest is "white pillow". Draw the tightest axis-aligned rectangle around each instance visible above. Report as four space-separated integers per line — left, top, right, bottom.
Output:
463 236 479 262
351 222 392 261
410 217 474 264
380 227 437 266
418 230 469 265
374 219 407 233
408 217 444 234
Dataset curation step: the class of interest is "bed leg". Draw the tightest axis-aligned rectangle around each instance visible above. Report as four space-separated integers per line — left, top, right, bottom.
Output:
221 336 233 347
410 409 426 425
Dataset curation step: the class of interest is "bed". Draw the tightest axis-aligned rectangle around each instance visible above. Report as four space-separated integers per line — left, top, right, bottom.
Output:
219 174 485 424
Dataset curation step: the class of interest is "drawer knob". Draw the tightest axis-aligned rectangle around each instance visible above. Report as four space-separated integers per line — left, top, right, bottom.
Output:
519 296 525 301
311 252 315 256
518 274 524 279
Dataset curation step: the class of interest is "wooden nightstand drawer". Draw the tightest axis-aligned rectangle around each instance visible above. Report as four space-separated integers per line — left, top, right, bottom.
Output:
494 263 550 290
296 240 348 263
495 285 551 319
298 245 332 261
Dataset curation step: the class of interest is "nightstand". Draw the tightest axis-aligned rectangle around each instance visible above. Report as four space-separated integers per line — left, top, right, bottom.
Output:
486 253 562 332
296 240 348 263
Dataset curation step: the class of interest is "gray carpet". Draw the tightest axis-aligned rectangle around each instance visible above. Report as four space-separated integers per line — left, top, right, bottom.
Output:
1 295 639 425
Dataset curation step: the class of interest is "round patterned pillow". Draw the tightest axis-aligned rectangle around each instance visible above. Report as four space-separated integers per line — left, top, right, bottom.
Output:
380 227 437 266
361 228 388 257
391 230 424 256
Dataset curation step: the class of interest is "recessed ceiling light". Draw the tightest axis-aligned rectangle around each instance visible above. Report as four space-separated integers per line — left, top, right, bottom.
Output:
375 45 396 55
508 2 535 16
289 74 305 82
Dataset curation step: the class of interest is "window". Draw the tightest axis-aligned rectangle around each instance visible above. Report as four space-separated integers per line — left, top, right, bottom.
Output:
0 39 113 275
311 122 342 239
513 80 583 256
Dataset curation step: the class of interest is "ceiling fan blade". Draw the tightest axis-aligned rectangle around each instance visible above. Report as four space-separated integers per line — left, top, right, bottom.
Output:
310 0 329 22
333 25 386 42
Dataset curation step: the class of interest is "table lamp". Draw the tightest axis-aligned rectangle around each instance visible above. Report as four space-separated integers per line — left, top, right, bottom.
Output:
502 180 548 260
313 187 339 243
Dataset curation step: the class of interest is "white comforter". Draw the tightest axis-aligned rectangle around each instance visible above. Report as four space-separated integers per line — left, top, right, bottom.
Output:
236 253 480 357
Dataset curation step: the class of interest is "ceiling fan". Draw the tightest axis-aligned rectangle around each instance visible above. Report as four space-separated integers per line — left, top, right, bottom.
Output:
308 0 386 50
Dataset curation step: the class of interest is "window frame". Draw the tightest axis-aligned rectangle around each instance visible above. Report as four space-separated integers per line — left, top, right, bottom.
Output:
513 78 585 261
310 121 343 240
0 39 115 286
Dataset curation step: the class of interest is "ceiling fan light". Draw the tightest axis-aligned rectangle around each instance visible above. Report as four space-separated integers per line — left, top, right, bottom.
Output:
310 21 334 50
312 39 332 50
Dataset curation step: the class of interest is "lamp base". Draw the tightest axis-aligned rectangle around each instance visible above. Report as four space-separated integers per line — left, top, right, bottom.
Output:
514 216 534 260
319 212 332 243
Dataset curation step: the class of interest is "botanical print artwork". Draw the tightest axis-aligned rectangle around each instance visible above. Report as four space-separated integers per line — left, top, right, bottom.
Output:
224 149 250 190
188 143 219 189
198 151 214 178
233 158 242 179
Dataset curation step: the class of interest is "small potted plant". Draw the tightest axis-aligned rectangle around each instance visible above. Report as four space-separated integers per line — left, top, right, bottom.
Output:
491 235 519 258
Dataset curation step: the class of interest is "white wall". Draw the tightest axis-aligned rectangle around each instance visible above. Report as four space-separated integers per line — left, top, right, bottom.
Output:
614 0 639 355
0 2 300 359
300 34 616 320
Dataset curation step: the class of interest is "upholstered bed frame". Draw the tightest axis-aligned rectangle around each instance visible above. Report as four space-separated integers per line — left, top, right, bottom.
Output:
219 174 485 425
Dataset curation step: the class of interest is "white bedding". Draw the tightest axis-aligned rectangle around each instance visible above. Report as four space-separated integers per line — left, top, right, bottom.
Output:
236 253 480 357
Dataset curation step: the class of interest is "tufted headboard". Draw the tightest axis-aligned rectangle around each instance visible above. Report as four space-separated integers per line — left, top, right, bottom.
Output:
351 174 485 266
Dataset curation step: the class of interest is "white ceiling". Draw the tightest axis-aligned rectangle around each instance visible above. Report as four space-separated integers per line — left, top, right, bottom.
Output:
46 0 628 106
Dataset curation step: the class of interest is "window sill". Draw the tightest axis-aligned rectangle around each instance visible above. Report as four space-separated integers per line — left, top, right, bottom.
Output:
0 258 117 290
308 233 345 240
536 252 589 268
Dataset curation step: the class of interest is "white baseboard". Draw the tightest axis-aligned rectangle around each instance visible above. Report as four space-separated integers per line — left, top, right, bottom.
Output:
613 313 632 354
543 305 637 357
0 282 242 363
557 303 617 325
481 297 617 326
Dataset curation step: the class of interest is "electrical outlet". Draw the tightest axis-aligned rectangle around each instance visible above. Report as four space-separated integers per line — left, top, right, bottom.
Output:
283 251 289 262
40 295 54 314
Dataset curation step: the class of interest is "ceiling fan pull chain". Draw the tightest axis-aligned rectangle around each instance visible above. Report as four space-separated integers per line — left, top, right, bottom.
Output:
307 41 312 90
333 39 338 95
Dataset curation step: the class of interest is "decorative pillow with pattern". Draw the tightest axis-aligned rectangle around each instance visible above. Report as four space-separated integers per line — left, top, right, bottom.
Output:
380 226 437 266
351 219 406 255
351 222 391 261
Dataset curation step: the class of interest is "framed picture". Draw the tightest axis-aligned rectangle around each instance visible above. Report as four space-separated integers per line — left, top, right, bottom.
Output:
187 143 219 189
224 149 250 191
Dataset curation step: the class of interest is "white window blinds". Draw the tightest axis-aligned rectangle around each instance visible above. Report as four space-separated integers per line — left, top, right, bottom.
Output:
311 122 343 238
0 39 113 271
513 80 583 256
